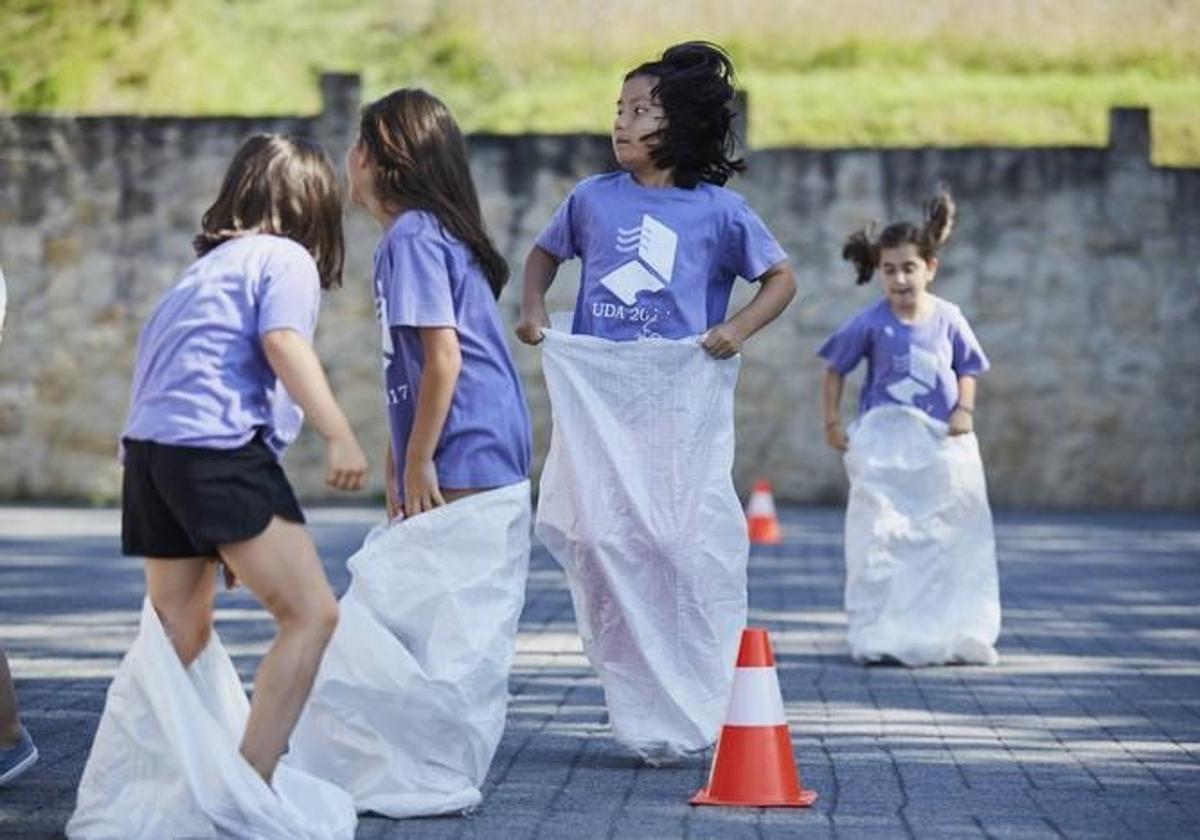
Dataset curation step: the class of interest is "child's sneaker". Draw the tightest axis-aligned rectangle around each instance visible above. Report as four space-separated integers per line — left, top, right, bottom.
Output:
0 726 38 786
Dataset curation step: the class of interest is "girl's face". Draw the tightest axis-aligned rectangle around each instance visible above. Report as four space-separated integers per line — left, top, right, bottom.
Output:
344 137 375 209
879 244 936 310
612 74 665 173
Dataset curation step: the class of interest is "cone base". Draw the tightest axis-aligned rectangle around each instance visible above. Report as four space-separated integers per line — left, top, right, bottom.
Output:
690 788 817 808
690 725 816 808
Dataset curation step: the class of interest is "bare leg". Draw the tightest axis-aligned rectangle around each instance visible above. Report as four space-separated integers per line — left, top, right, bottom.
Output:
145 558 218 666
0 648 22 747
218 517 338 784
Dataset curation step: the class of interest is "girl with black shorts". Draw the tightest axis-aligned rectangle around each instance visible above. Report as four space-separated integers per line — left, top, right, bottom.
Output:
103 134 366 784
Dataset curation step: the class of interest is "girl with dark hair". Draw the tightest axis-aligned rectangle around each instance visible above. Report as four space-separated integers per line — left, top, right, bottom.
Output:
513 43 797 764
285 89 533 819
516 40 795 347
69 133 366 838
820 190 985 445
350 87 529 519
819 190 1001 668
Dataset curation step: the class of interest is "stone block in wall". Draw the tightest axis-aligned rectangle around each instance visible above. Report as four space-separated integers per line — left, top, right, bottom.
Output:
1107 108 1151 169
0 383 33 436
975 242 1034 322
42 233 83 269
1098 256 1161 331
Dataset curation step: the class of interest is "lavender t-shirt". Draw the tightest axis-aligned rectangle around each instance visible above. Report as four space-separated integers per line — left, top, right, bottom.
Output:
535 172 788 341
374 210 531 490
817 297 989 422
122 234 319 457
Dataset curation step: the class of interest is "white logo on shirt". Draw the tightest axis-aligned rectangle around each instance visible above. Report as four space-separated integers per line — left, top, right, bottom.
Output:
885 344 938 405
374 286 406 403
598 214 678 305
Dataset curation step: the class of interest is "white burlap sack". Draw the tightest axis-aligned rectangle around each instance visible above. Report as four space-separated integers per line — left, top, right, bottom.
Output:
535 322 747 762
285 481 531 817
843 405 1001 666
67 598 357 839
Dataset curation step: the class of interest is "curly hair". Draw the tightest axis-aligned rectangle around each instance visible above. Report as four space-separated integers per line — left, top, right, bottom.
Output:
625 41 746 189
842 189 957 285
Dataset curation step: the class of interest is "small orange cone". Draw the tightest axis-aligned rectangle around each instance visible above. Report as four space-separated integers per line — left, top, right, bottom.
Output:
691 628 817 808
746 479 782 544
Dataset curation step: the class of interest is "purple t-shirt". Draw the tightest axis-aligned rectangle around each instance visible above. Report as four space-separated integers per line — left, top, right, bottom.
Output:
122 234 320 457
374 210 531 490
817 297 989 422
535 172 788 341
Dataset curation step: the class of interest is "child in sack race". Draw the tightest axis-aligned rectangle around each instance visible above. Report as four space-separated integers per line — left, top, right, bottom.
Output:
819 189 1001 667
516 41 797 763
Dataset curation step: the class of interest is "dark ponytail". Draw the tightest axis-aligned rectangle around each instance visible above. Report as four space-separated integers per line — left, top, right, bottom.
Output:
841 225 879 286
920 189 956 255
842 188 957 284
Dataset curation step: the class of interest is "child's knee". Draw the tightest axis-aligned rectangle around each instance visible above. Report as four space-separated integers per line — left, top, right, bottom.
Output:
268 587 338 640
311 593 339 639
159 611 212 664
294 594 338 648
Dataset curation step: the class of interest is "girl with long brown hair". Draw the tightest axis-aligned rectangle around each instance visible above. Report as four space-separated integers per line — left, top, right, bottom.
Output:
286 89 532 819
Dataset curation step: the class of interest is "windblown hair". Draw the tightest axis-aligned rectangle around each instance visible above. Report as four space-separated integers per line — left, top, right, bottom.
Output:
195 134 344 289
842 190 957 285
358 88 509 299
625 41 746 189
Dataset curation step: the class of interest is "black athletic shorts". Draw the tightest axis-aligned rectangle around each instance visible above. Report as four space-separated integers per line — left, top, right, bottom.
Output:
121 432 305 558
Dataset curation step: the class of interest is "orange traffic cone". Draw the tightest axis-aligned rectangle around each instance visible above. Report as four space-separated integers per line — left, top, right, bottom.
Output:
746 479 782 544
691 628 817 808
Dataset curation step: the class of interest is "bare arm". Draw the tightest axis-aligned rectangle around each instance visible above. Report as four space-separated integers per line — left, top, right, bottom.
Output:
701 262 798 359
261 328 366 490
822 366 849 452
515 246 562 345
403 326 462 515
949 374 978 436
384 440 400 519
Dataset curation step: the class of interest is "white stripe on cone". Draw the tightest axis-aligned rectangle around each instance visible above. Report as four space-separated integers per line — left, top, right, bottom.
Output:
746 491 776 518
724 667 786 726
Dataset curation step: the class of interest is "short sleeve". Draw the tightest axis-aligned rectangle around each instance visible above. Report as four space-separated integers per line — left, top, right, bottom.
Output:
258 241 321 340
534 186 582 261
381 233 457 329
722 199 788 282
817 312 871 375
950 309 990 376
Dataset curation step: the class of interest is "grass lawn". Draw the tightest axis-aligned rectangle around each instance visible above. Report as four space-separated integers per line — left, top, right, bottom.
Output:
2 0 1197 164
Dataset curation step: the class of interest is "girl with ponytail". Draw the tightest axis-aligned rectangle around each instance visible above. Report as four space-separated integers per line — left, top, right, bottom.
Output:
818 189 1001 668
820 189 984 447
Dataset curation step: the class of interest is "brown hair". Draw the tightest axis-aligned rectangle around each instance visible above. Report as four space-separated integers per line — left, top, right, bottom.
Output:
194 134 345 289
358 89 509 298
842 189 956 285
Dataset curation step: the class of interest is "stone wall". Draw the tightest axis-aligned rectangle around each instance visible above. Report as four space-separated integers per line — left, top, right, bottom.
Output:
1 75 1196 508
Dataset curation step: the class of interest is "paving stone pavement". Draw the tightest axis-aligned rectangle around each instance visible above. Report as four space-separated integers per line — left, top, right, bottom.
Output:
1 505 1198 839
